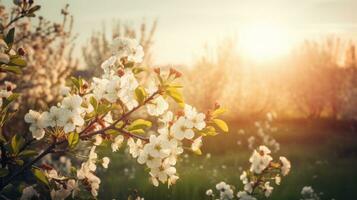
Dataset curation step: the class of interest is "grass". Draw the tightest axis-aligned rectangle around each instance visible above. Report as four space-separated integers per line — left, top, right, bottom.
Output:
97 120 357 200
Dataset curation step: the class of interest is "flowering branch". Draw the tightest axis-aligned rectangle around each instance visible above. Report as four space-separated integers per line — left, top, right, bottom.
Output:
206 146 291 200
1 32 229 199
2 1 40 31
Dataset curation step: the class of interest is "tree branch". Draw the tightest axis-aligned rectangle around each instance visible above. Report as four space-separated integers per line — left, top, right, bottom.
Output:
0 91 160 191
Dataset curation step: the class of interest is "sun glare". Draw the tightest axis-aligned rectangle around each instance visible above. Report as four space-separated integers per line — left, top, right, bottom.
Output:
239 23 292 62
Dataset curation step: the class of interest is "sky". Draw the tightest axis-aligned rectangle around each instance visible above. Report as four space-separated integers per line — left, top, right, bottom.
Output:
4 0 357 66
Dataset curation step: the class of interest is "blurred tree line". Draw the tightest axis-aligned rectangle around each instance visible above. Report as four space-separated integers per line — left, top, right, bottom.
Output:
183 37 357 121
3 1 357 129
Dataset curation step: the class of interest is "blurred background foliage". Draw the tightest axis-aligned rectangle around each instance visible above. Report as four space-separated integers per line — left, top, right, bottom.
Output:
3 1 357 126
0 3 77 132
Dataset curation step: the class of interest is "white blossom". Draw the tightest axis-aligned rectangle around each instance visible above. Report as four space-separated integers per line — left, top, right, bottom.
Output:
149 161 176 184
61 95 84 114
249 145 272 174
206 189 213 196
110 37 144 63
240 171 248 184
60 86 71 96
147 95 169 116
184 104 206 130
41 106 67 127
191 136 202 153
145 135 171 158
243 182 253 193
263 182 273 197
275 176 281 185
102 157 110 168
215 181 234 200
171 116 194 140
279 156 291 176
100 56 117 77
237 191 257 200
62 110 85 133
93 134 103 146
128 138 143 158
24 110 45 140
111 135 124 152
76 147 101 197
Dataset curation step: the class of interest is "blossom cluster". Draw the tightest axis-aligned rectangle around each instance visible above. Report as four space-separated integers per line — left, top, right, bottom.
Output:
205 146 291 200
24 94 88 140
300 186 326 200
134 104 206 186
238 145 290 199
22 37 226 198
245 113 280 153
0 81 16 108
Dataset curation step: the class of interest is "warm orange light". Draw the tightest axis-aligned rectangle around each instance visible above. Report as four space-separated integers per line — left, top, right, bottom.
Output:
239 23 292 62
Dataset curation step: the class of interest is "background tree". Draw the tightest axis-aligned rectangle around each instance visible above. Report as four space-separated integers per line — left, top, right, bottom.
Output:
0 3 77 132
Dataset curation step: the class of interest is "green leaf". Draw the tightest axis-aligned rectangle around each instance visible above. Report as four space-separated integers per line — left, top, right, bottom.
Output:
6 93 19 102
0 65 22 74
15 159 24 165
32 168 49 187
213 119 229 133
193 148 202 155
129 129 145 134
124 62 135 68
97 103 112 115
0 168 9 177
105 129 120 135
67 132 79 148
166 87 184 105
200 126 217 136
70 77 80 89
169 83 183 88
9 55 26 67
2 93 19 109
28 5 41 14
18 150 38 158
127 119 152 131
132 67 145 74
5 28 15 46
11 134 25 155
135 86 147 105
89 96 98 111
212 108 227 117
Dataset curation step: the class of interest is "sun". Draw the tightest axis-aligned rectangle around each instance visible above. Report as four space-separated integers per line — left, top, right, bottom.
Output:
238 23 292 62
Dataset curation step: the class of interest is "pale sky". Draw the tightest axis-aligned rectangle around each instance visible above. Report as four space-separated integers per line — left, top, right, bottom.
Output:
4 0 357 66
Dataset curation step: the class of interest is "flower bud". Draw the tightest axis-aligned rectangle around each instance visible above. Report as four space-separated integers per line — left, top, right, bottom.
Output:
82 81 89 90
214 102 220 110
13 0 23 6
177 110 184 117
5 81 15 91
17 47 26 56
169 68 182 78
153 68 160 75
117 68 125 77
